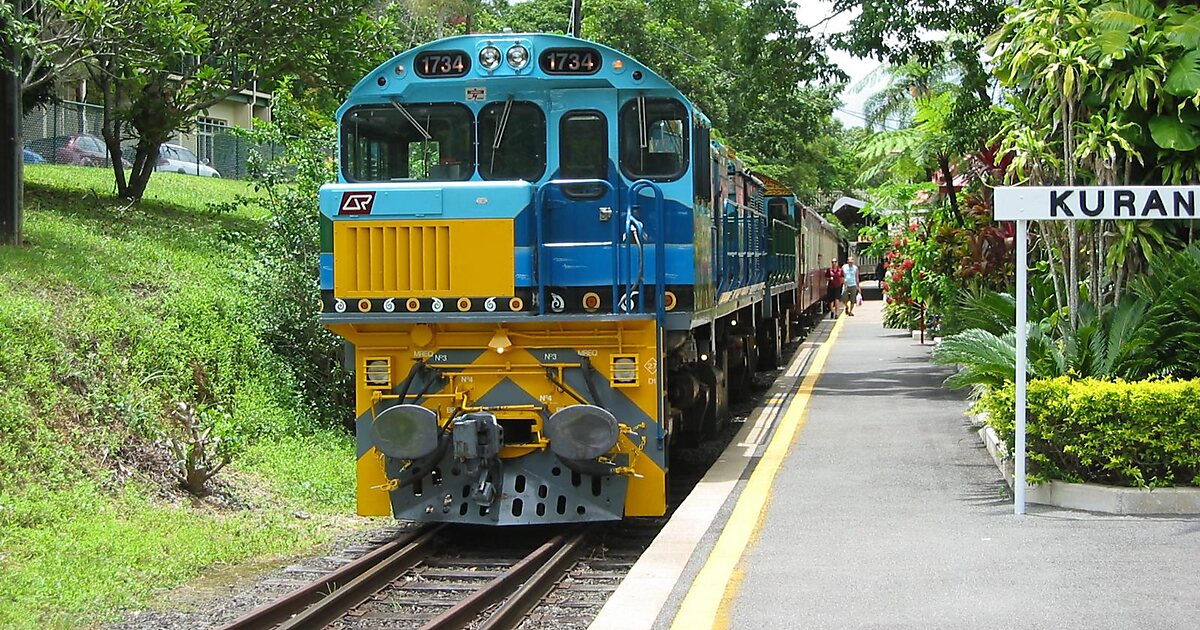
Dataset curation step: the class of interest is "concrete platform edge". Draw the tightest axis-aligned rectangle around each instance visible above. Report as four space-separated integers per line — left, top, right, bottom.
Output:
978 418 1200 515
589 322 834 630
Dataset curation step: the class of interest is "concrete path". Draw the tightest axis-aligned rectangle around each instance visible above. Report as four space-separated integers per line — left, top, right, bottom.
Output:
723 300 1200 629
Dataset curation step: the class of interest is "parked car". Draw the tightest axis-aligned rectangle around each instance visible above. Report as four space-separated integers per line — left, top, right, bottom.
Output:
24 134 131 168
156 143 221 178
23 148 46 164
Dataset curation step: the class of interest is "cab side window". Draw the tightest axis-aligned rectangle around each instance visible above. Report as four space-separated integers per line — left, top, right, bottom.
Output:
619 98 688 181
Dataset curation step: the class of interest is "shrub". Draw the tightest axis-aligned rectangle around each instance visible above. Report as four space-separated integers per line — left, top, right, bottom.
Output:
238 82 352 430
976 377 1200 487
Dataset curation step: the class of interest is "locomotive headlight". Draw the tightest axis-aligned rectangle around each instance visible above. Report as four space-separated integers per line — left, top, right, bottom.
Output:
479 46 502 70
506 45 529 69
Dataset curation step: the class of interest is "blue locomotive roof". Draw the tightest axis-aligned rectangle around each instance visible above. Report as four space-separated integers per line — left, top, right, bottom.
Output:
341 33 700 120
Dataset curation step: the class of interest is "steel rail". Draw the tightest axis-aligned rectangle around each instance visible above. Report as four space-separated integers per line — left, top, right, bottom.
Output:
217 525 438 630
421 525 590 630
272 525 444 629
475 526 593 630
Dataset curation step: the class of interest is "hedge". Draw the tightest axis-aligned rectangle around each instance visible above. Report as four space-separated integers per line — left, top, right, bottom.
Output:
976 377 1200 488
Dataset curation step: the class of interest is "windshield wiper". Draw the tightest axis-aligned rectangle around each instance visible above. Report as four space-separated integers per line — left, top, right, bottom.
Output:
490 97 514 174
637 95 648 172
390 98 431 141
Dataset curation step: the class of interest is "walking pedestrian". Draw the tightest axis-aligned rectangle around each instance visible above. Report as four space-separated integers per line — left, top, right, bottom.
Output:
842 256 860 316
825 258 843 319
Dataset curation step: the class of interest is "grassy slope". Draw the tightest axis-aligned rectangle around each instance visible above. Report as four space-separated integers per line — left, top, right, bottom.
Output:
0 166 362 629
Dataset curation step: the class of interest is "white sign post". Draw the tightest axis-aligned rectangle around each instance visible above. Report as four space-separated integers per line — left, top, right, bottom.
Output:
994 186 1200 515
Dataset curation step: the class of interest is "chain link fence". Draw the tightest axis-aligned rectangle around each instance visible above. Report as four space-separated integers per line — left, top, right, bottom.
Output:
21 100 281 180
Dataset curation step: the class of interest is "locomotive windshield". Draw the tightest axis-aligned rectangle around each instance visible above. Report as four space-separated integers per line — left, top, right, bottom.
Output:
341 103 473 182
478 100 546 181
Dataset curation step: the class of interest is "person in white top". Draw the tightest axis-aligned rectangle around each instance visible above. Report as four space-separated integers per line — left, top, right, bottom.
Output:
841 256 860 317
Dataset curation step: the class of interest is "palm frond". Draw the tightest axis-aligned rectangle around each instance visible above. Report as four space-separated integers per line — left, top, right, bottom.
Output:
932 328 1017 389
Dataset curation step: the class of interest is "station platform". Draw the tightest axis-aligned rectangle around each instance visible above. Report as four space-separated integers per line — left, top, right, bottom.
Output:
592 298 1200 630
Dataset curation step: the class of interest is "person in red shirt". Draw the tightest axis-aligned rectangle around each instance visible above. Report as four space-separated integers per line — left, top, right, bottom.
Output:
825 258 844 319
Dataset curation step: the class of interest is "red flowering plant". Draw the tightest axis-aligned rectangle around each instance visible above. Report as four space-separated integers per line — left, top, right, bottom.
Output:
862 182 1015 330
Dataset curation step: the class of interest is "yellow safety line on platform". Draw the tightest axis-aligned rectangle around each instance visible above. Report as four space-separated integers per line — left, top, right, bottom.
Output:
670 316 846 630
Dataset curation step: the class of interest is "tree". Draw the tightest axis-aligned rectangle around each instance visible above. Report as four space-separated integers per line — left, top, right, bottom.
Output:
2 0 132 245
988 0 1200 324
87 0 372 200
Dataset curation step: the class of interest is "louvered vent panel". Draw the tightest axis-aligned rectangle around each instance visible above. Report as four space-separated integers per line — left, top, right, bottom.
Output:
340 224 451 294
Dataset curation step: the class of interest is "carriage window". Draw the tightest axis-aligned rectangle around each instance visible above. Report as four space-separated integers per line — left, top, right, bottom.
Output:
619 98 688 181
560 111 608 199
479 101 546 181
767 198 789 220
342 103 473 182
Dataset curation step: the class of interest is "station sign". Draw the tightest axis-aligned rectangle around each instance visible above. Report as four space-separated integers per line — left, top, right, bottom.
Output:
999 183 1200 516
995 186 1199 220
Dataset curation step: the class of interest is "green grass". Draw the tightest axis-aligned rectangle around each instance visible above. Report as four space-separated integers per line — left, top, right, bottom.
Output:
0 165 364 628
23 163 265 217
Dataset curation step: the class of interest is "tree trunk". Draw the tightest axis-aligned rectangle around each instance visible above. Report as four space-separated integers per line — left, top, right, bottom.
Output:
937 153 962 227
1039 222 1066 317
120 76 181 200
1 4 23 247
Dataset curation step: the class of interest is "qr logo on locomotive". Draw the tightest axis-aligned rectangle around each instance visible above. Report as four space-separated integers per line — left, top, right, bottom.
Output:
339 191 376 215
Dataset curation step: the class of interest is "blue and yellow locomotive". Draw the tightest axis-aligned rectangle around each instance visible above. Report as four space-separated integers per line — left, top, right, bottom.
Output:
319 33 840 525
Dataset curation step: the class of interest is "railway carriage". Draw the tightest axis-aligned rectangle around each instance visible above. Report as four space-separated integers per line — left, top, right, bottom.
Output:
319 32 840 526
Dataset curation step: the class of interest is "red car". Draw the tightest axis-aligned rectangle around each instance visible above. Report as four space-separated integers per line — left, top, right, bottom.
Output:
25 134 132 168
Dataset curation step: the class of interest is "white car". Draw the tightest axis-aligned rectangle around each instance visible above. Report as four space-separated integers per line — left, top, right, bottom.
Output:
156 143 221 177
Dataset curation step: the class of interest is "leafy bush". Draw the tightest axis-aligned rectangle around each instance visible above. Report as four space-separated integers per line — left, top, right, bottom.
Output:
882 300 918 329
976 377 1200 487
1132 243 1200 379
239 83 352 430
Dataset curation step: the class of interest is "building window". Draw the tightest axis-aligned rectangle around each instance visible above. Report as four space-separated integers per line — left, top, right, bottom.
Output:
197 117 228 165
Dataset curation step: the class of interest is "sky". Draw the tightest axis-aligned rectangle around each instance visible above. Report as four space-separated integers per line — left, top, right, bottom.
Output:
797 1 882 128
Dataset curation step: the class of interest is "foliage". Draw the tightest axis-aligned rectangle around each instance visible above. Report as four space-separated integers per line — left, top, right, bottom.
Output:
977 377 1200 487
0 166 360 625
932 328 1018 390
831 0 1007 69
1129 242 1200 379
989 0 1200 186
74 0 375 199
162 402 234 495
935 242 1200 389
986 0 1200 331
881 300 919 329
238 82 353 430
934 293 1154 387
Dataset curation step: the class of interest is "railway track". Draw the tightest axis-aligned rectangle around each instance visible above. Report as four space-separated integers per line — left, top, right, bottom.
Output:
220 524 596 630
209 331 813 630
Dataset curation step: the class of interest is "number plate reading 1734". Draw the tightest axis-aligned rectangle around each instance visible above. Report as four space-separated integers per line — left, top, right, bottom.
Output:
539 48 601 75
415 51 470 78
